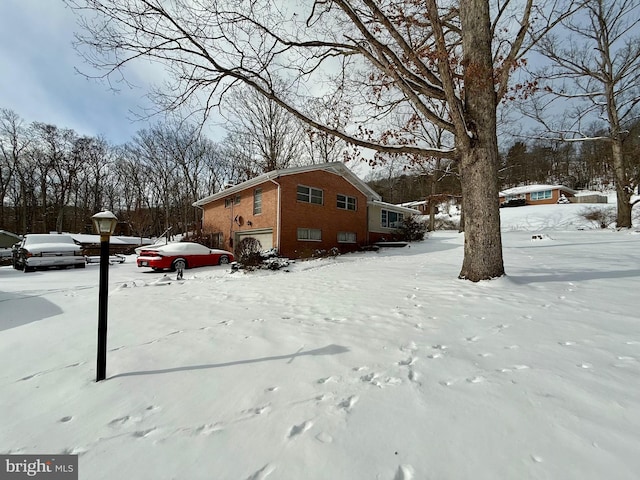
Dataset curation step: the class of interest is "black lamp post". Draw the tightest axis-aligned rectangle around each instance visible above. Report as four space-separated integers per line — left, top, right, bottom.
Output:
92 210 118 382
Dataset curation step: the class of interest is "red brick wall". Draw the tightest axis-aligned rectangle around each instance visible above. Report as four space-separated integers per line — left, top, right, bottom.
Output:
527 189 573 205
201 169 369 258
500 188 574 205
277 170 368 258
202 181 279 251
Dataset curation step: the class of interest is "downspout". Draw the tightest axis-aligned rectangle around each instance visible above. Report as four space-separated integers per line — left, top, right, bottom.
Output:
194 204 204 233
269 178 281 253
229 201 234 250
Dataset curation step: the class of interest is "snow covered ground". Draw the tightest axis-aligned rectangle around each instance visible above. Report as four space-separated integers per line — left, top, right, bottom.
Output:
1 203 640 479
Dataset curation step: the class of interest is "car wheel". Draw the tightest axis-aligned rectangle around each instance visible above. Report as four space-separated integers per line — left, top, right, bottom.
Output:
23 263 35 273
75 263 86 269
173 259 187 271
218 255 230 265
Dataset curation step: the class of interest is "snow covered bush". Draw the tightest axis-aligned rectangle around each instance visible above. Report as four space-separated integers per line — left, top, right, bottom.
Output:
398 215 427 241
312 247 341 258
232 245 291 272
236 237 263 267
579 206 617 229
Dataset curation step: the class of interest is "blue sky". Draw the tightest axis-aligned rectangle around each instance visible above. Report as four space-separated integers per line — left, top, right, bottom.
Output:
0 0 168 145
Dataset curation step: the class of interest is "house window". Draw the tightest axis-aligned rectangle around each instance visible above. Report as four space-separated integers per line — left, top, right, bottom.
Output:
338 231 357 243
337 194 357 211
225 195 241 207
381 209 404 228
297 228 322 241
530 190 552 201
253 188 262 215
297 185 323 205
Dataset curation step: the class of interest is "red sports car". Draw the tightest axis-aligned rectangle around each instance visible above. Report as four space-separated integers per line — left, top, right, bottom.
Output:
136 242 234 271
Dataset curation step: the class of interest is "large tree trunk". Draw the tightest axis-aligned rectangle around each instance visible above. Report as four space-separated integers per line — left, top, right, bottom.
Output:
458 147 504 281
611 140 632 228
458 0 505 281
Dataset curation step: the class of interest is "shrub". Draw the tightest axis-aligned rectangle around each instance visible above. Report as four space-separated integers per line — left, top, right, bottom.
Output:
398 215 427 241
236 237 263 266
232 242 291 272
579 206 616 229
312 247 341 258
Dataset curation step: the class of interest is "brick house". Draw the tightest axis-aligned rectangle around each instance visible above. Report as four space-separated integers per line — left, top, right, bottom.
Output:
499 185 576 206
193 162 420 258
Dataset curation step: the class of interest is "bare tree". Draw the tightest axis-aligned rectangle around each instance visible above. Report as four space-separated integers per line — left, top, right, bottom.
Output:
67 0 577 280
0 109 31 230
300 96 351 164
222 85 304 175
525 0 640 227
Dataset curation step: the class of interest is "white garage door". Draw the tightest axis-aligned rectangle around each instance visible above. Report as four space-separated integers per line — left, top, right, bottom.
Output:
236 229 273 251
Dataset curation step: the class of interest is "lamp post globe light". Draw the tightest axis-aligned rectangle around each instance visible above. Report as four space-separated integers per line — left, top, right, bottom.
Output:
92 210 118 382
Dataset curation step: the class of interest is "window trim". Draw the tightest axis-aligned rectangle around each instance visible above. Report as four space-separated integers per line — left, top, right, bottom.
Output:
253 188 263 215
530 190 552 201
337 231 357 243
297 184 324 205
381 209 404 228
337 194 357 211
297 228 322 241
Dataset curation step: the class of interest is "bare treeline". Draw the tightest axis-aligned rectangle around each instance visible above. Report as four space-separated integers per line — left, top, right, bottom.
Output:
0 109 243 237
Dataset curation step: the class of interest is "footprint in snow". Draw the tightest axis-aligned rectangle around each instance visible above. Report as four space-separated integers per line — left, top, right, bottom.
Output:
108 415 137 428
398 357 417 366
393 464 415 480
246 463 276 480
315 432 333 444
288 420 313 438
132 427 157 438
338 395 359 411
61 446 87 456
317 376 337 384
400 342 418 352
466 376 486 384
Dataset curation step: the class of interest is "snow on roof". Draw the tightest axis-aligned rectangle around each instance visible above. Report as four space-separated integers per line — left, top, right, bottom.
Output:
398 200 428 208
0 230 21 239
69 234 153 245
499 184 576 197
193 162 381 206
370 200 421 215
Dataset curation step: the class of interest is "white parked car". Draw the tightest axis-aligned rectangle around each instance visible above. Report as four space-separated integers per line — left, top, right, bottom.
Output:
12 234 86 272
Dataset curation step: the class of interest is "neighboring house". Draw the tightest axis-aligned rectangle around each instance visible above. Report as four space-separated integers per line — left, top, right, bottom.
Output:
399 195 463 215
193 162 420 258
399 200 430 214
499 185 576 206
